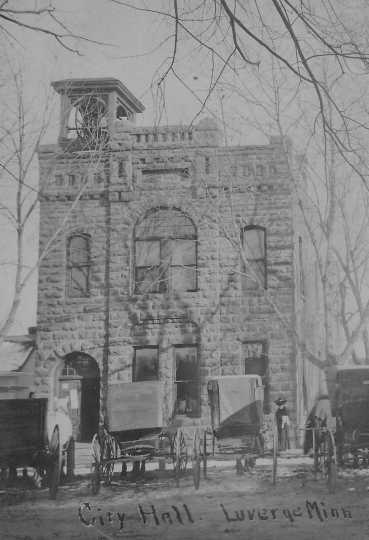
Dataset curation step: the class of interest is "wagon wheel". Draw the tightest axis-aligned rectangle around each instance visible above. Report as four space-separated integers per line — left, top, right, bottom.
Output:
313 426 337 493
101 429 118 486
192 429 201 490
90 433 101 495
272 422 278 485
48 424 61 500
323 429 337 494
172 429 188 487
203 430 208 479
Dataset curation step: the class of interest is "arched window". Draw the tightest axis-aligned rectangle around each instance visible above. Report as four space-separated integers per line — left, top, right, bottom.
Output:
242 225 267 288
66 234 91 297
134 208 197 294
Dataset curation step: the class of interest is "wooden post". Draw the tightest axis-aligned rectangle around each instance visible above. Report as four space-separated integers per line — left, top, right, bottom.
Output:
66 437 75 481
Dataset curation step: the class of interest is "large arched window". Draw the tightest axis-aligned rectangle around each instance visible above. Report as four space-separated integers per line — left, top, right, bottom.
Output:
66 233 91 297
242 225 267 288
134 208 197 294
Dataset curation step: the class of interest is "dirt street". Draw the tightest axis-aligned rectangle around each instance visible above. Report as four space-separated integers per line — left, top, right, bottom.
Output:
0 463 369 540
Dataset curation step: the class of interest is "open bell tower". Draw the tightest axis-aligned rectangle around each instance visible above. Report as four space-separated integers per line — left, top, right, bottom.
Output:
52 78 145 147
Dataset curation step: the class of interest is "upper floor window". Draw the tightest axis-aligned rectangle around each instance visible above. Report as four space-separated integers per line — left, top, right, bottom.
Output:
174 345 200 417
133 346 159 382
134 208 197 294
66 234 91 297
242 225 267 289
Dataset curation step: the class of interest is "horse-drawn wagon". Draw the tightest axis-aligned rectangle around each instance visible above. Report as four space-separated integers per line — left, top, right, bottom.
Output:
191 374 269 488
334 366 369 467
90 380 189 494
90 374 269 493
0 397 73 499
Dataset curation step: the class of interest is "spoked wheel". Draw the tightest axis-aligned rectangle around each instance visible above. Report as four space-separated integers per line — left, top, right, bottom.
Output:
90 434 101 495
203 431 208 479
314 428 337 493
323 430 337 493
272 422 278 485
48 424 61 500
101 429 118 486
192 429 201 490
172 429 188 487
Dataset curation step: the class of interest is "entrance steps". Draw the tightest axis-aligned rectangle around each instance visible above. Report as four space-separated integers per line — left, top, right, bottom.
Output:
74 442 91 471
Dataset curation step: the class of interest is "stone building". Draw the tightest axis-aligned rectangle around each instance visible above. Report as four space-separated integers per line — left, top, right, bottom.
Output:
35 78 323 443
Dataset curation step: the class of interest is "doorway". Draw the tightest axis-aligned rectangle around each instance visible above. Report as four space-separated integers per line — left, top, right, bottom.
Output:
244 341 269 413
59 352 100 442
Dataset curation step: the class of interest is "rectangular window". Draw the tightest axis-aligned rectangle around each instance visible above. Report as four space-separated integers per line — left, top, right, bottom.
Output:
66 234 90 297
135 240 162 293
164 239 197 292
133 347 159 382
242 226 267 288
118 160 125 177
55 174 64 186
135 239 197 293
205 156 210 174
256 164 264 176
244 341 269 413
174 345 200 417
68 174 76 186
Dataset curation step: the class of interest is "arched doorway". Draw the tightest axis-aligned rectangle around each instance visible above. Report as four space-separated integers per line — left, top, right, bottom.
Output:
59 352 100 442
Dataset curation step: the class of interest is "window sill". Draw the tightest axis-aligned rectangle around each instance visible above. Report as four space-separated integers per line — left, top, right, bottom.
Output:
132 289 200 296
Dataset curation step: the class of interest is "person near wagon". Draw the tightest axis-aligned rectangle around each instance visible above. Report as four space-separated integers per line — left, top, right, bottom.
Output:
303 394 333 455
275 396 290 451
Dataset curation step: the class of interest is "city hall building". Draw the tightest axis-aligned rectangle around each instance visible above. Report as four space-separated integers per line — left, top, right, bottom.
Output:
35 78 323 443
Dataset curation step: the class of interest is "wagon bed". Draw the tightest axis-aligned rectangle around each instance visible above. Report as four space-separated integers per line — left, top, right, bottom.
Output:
0 398 47 467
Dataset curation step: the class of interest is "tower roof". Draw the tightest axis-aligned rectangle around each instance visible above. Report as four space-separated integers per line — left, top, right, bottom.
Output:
51 77 145 113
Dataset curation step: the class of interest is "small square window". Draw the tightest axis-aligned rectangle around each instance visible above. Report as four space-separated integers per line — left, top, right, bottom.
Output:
55 174 64 186
133 347 159 381
135 240 160 266
256 164 264 176
243 165 252 176
170 267 197 291
135 267 163 294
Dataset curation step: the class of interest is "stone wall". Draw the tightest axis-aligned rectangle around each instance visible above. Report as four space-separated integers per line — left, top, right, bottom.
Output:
36 122 300 434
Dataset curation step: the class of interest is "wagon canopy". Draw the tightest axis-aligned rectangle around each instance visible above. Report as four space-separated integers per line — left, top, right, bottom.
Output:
0 398 47 465
335 366 369 430
107 381 164 432
208 375 264 436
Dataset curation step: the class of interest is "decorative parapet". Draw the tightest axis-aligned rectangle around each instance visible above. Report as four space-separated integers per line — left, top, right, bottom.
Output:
125 117 222 148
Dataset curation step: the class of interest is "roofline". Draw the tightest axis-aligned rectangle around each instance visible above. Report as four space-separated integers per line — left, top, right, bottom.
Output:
51 78 145 113
4 334 34 344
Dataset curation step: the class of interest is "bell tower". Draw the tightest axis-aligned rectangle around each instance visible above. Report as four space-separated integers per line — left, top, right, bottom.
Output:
52 78 145 147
